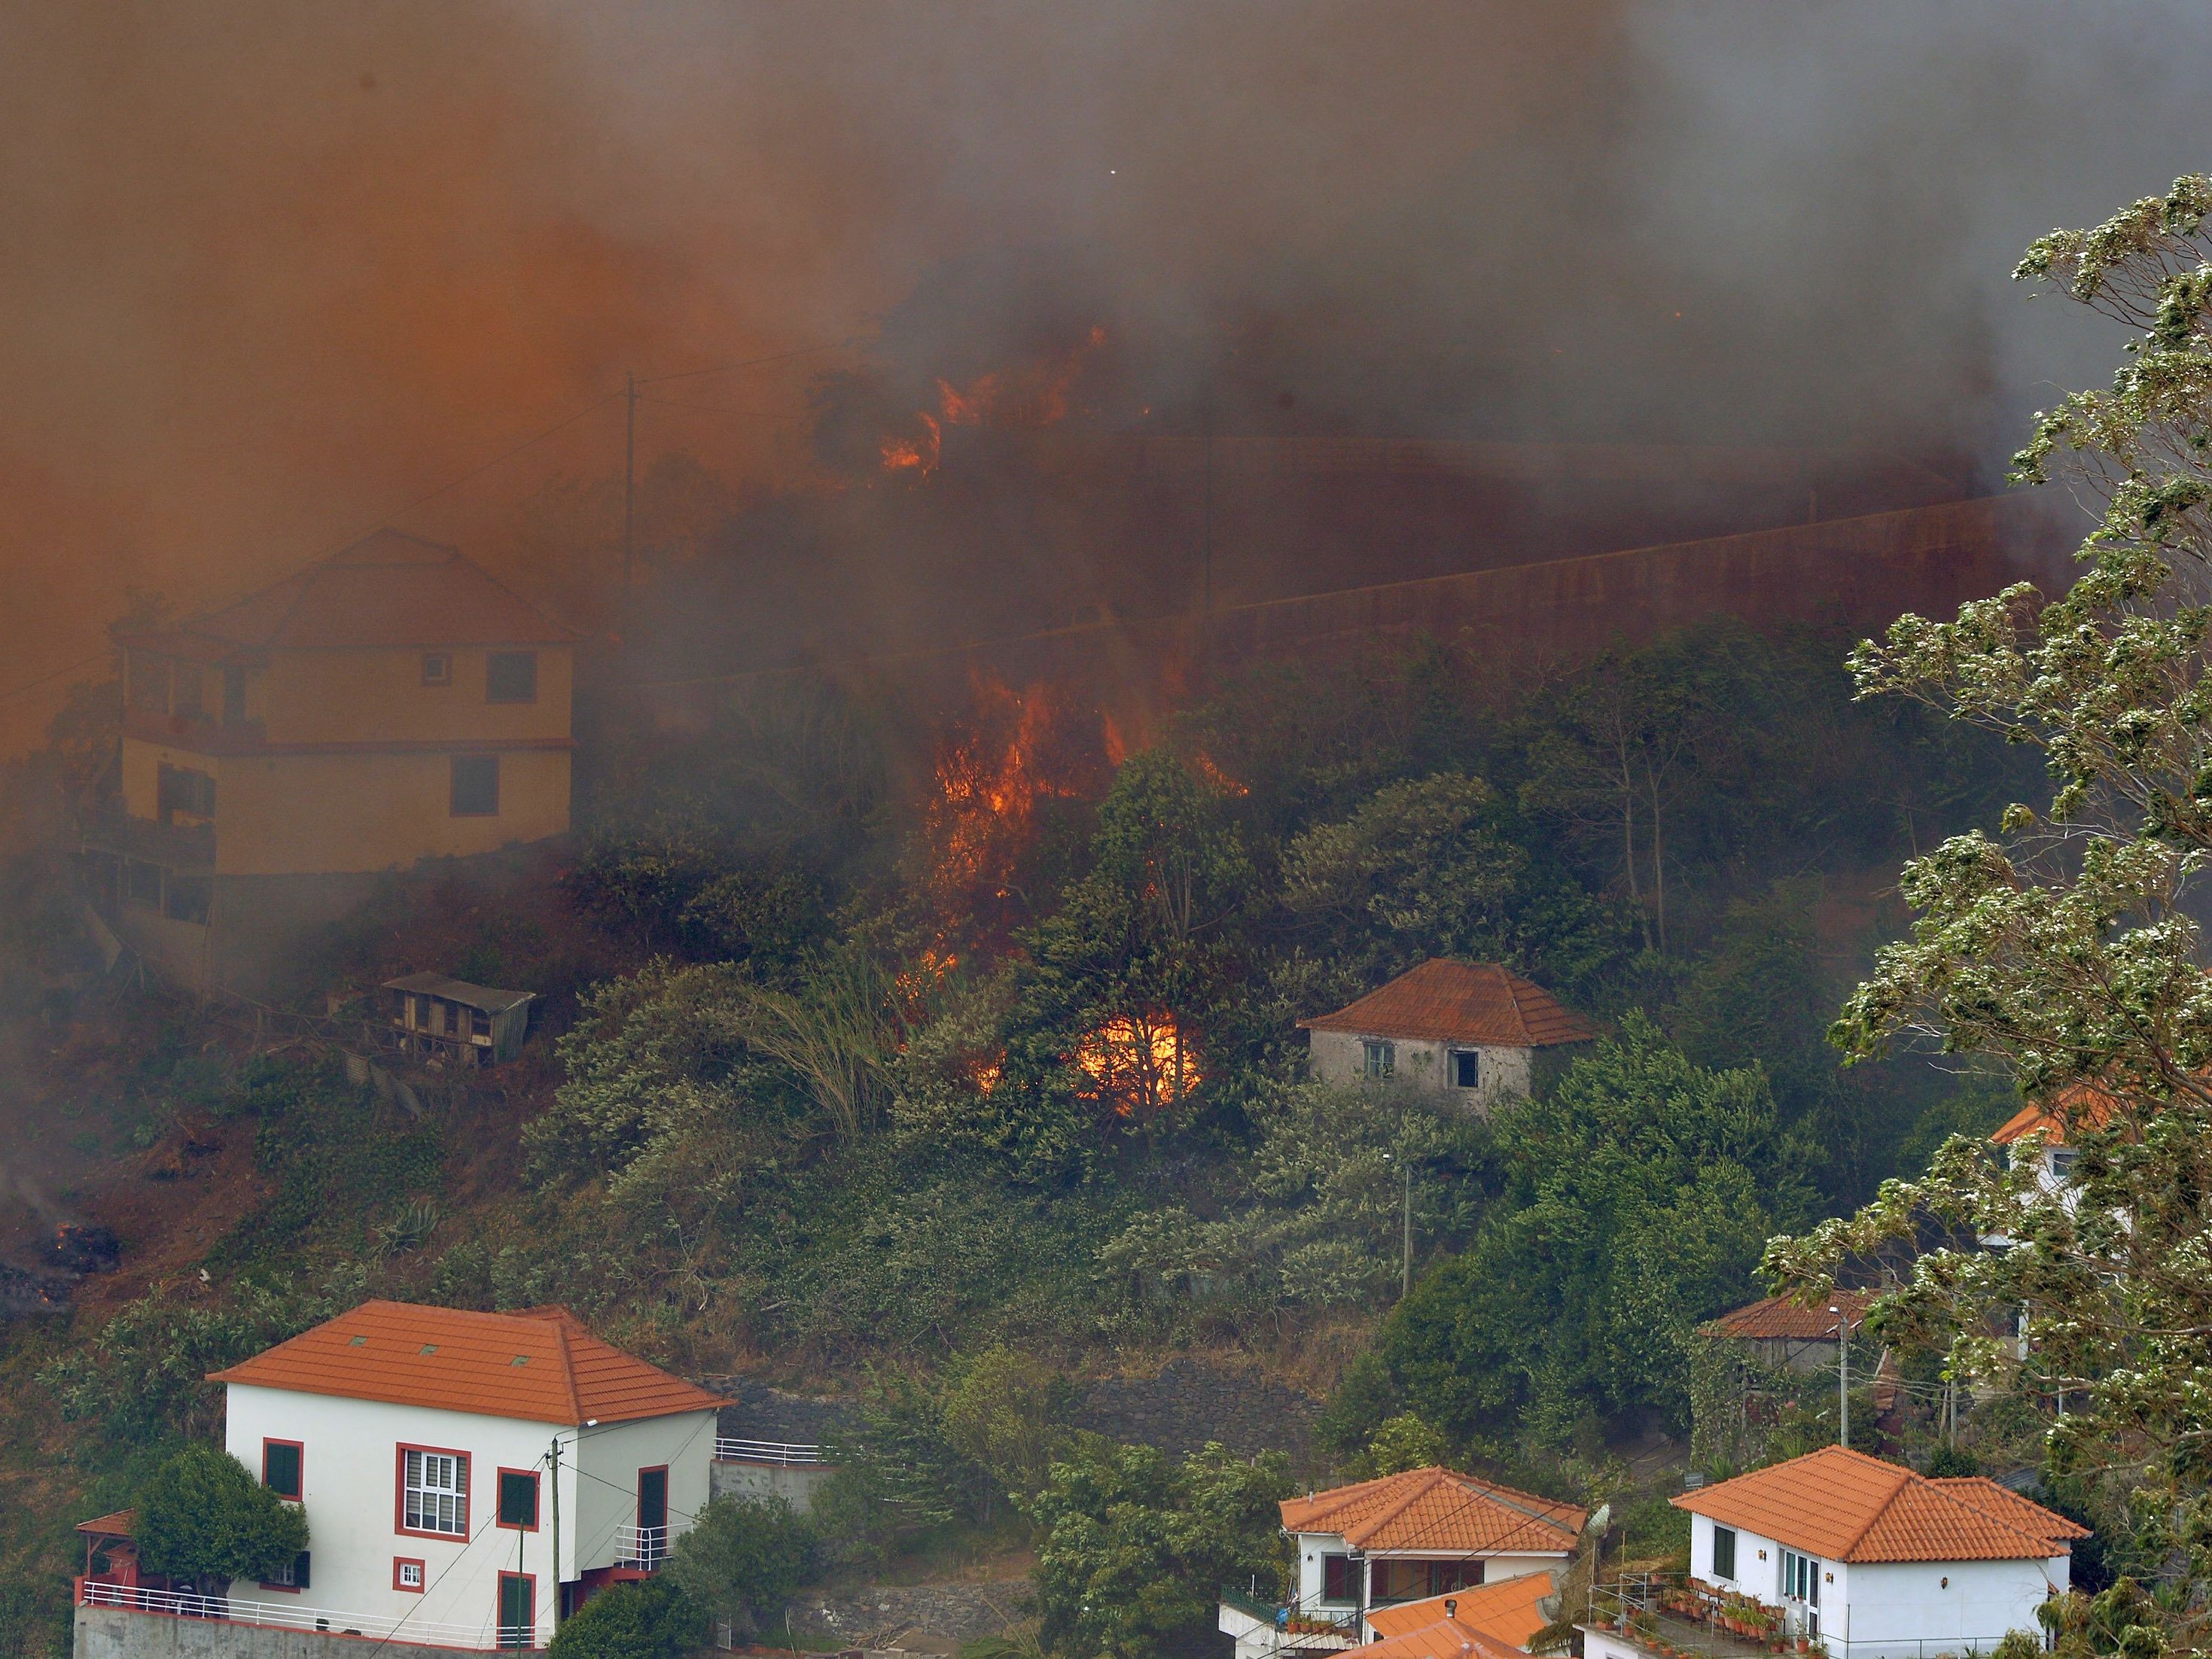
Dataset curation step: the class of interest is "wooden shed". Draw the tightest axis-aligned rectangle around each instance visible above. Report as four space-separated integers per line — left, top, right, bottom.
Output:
382 972 535 1066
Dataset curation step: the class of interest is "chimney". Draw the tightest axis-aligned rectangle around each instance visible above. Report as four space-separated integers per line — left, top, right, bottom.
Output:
1445 1601 1458 1621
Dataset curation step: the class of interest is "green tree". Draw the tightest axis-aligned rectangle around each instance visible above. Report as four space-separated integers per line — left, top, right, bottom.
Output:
1028 1438 1290 1659
1766 177 2212 1652
941 1345 1066 1501
1364 1015 1815 1450
665 1497 815 1641
1279 772 1625 994
135 1445 307 1590
547 1577 699 1659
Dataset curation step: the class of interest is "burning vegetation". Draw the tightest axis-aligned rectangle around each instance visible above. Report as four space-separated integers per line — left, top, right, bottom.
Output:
879 326 1111 479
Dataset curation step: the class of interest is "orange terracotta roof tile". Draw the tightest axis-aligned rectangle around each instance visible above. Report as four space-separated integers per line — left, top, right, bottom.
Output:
1699 1291 1872 1341
121 531 577 654
1360 1619 1529 1659
1300 960 1603 1049
1366 1572 1557 1649
1993 1081 2127 1149
208 1300 724 1426
1281 1467 1586 1555
77 1510 136 1537
1673 1447 2085 1563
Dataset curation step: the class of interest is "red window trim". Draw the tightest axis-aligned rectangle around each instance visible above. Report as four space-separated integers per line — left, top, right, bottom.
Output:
256 1577 302 1594
498 1571 538 1646
394 1442 472 1542
262 1437 305 1501
495 1467 542 1533
394 1557 427 1594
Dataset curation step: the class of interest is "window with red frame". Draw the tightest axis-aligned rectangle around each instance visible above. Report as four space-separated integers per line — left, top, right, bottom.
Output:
262 1439 303 1500
400 1447 469 1536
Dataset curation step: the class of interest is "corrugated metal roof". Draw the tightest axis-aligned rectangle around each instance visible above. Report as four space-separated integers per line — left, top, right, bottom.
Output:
1672 1446 2088 1563
1281 1467 1585 1555
382 973 535 1014
1299 960 1602 1048
208 1300 724 1426
121 531 577 653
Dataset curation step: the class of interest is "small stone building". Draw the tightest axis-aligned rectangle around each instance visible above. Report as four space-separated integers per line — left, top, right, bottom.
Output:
1299 958 1601 1114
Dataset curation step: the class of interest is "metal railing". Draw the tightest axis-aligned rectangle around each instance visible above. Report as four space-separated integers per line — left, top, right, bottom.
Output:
1217 1585 1360 1641
78 1578 535 1650
620 1526 669 1569
1583 1575 2042 1659
713 1437 826 1465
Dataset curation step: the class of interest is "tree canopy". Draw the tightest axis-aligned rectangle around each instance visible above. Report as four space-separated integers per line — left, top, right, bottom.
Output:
134 1444 307 1588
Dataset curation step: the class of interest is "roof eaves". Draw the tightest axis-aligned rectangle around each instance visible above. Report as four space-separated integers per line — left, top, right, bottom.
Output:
553 1318 583 1426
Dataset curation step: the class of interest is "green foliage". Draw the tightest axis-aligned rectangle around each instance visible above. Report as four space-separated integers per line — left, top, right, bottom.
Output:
135 1444 306 1586
1772 179 2212 1653
547 1577 699 1659
1363 1413 1450 1476
824 1370 1001 1530
665 1496 816 1640
1279 772 1625 994
940 1346 1068 1500
40 1268 367 1449
1363 1015 1815 1451
1028 1438 1290 1659
1098 1081 1494 1310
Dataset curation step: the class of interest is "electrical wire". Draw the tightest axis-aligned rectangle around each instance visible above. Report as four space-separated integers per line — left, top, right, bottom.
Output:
635 340 855 387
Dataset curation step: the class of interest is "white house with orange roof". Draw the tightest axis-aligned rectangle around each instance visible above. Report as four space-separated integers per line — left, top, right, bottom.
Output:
1583 1447 2086 1659
76 1301 722 1652
1220 1466 1585 1659
1299 960 1602 1114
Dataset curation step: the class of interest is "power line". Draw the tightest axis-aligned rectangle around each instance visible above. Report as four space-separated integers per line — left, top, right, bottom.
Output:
637 394 808 422
635 339 854 387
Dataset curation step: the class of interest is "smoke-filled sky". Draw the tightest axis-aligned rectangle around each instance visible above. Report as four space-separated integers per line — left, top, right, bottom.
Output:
2 1 2207 750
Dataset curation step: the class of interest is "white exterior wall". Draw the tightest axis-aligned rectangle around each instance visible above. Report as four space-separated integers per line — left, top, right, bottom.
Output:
1306 1030 1532 1115
224 1384 716 1649
1290 1530 1560 1634
1688 1513 2067 1657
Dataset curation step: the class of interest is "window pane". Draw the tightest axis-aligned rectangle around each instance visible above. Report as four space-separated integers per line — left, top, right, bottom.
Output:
264 1441 302 1499
1455 1051 1479 1088
451 755 499 817
486 652 538 704
1713 1526 1735 1580
498 1470 539 1528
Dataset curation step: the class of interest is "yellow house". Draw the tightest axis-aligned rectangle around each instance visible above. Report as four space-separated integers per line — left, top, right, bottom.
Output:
85 530 577 987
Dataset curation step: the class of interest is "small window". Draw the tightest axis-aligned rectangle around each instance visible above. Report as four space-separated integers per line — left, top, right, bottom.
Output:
1712 1524 1737 1581
422 652 452 686
125 860 163 909
173 663 206 720
263 1439 303 1500
1453 1050 1480 1089
451 755 499 817
485 651 538 705
498 1469 541 1530
395 1558 426 1593
1362 1039 1395 1079
222 665 248 726
1321 1554 1354 1603
262 1551 310 1591
1781 1547 1820 1606
157 763 216 820
163 875 212 925
2049 1147 2078 1177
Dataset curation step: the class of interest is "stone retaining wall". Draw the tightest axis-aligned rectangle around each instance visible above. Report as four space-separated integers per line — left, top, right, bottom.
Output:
785 1582 1032 1645
75 1606 484 1659
1069 1360 1321 1464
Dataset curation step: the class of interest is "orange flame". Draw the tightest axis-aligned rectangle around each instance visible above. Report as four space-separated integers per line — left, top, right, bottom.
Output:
881 326 1108 474
1072 1012 1202 1119
1190 750 1249 797
922 676 1083 903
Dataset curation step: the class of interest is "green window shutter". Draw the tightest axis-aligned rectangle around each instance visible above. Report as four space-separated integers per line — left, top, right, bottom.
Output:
498 1470 539 1529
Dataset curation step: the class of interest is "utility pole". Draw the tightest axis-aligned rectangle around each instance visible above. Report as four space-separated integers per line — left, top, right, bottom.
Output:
1400 1159 1413 1301
1831 1304 1850 1446
548 1435 561 1635
1201 403 1215 622
623 370 638 592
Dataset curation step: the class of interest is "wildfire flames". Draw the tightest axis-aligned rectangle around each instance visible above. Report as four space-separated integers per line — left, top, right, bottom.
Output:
923 676 1081 900
881 325 1109 477
1072 1012 1202 1118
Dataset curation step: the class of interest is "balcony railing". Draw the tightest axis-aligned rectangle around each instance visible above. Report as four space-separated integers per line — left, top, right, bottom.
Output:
1582 1572 2041 1659
78 1578 537 1651
1217 1585 1360 1641
620 1527 670 1570
713 1437 825 1466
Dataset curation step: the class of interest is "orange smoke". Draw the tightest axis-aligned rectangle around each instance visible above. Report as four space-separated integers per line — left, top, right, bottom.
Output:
1072 1011 1202 1119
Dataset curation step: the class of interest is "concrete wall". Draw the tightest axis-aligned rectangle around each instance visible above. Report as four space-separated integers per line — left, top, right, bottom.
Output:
1307 1029 1531 1115
709 1460 834 1512
75 1604 480 1659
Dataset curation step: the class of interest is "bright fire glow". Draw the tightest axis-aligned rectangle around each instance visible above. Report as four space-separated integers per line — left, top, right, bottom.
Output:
923 676 1080 902
1072 1011 1202 1119
881 326 1108 476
